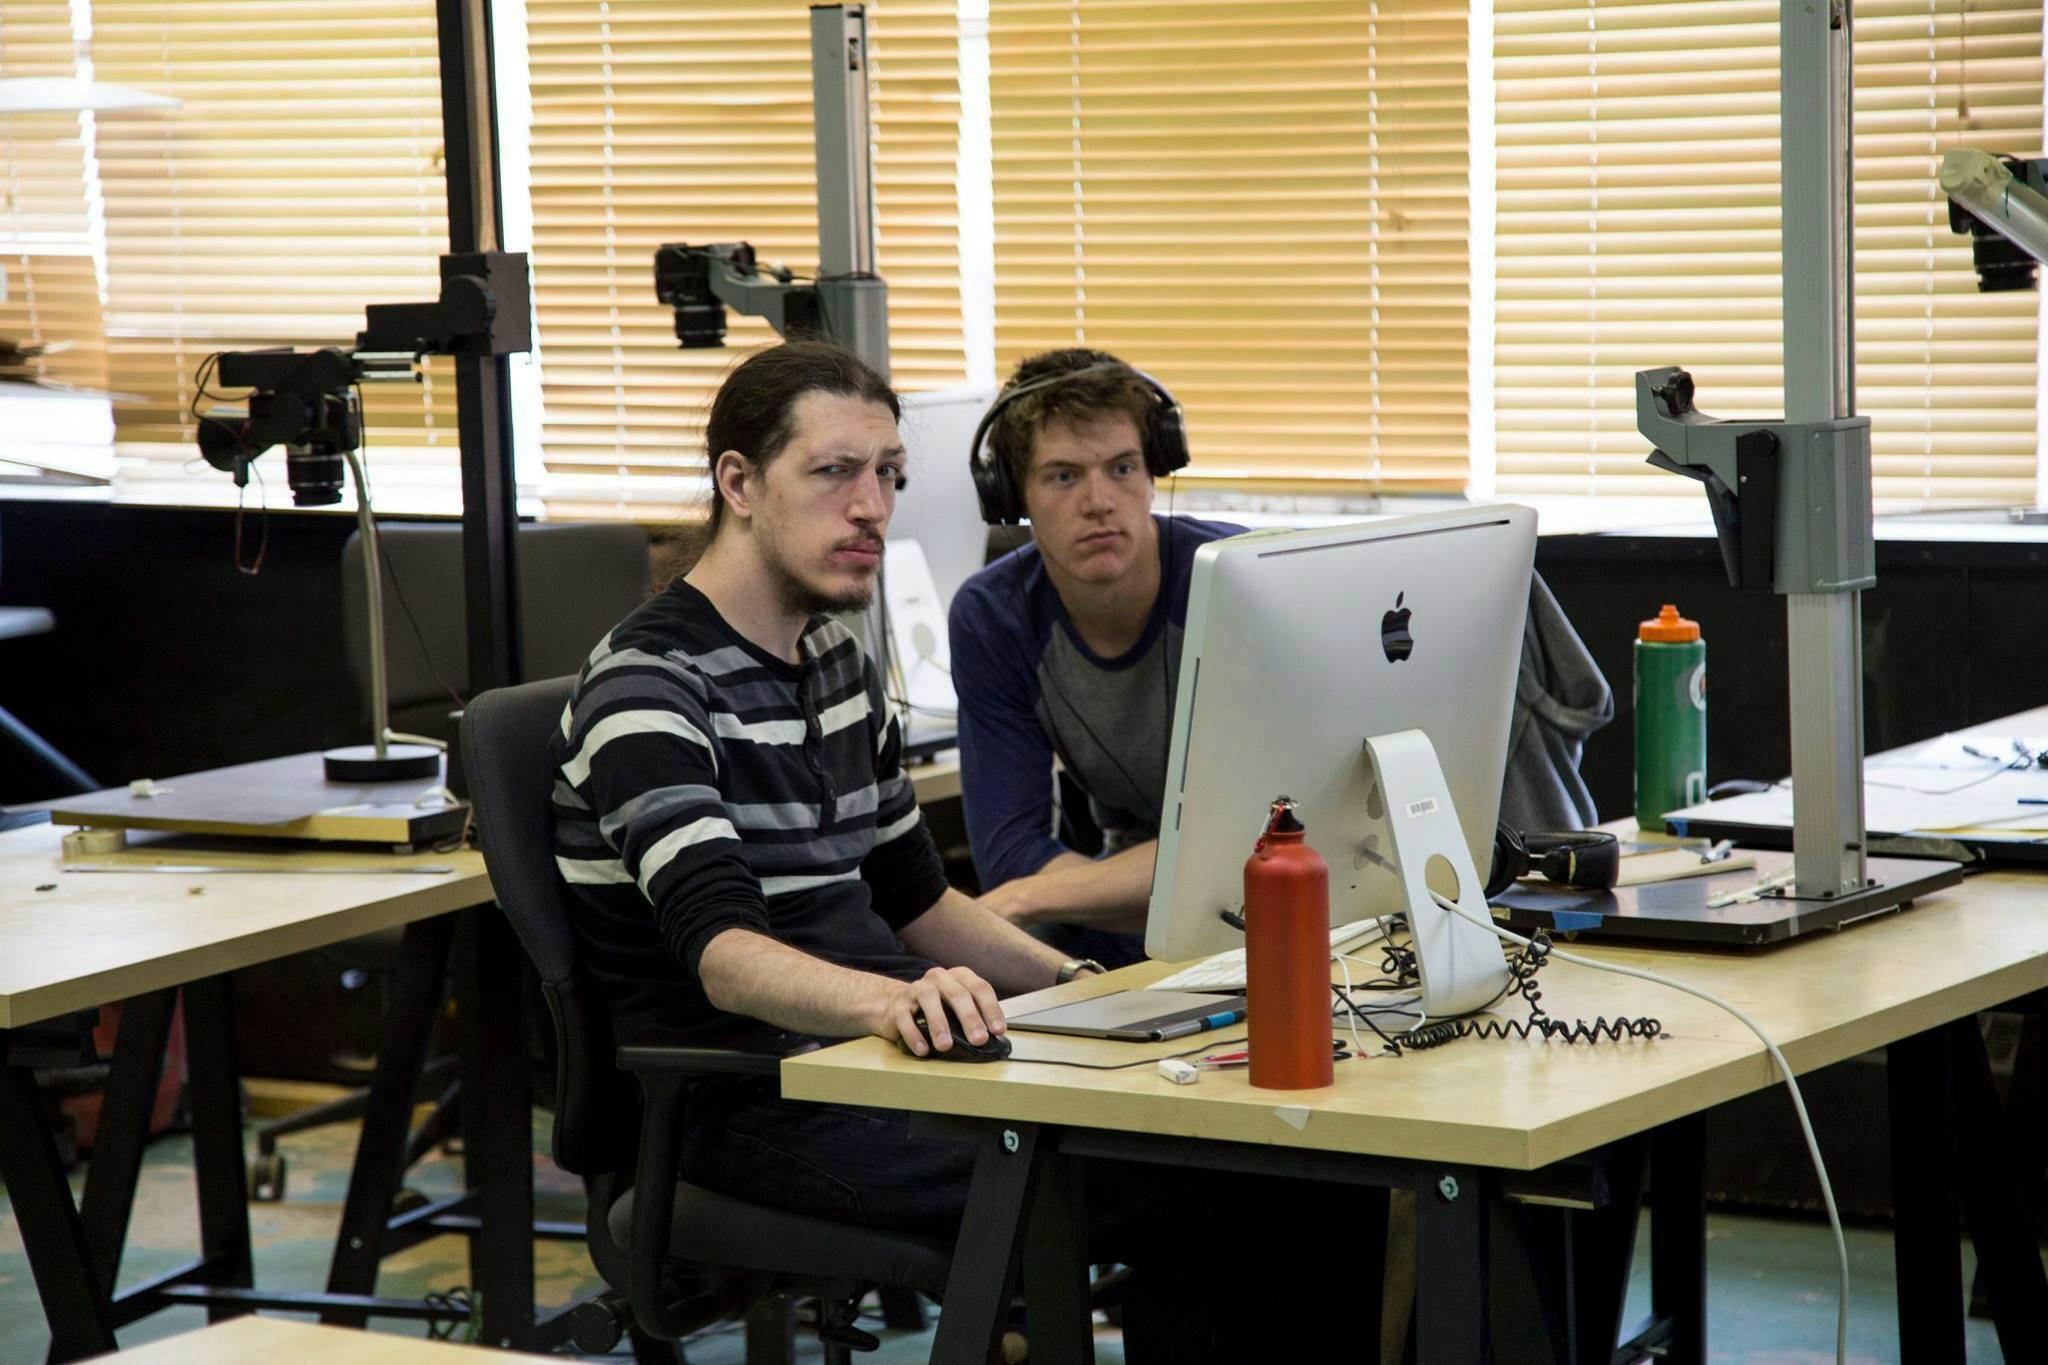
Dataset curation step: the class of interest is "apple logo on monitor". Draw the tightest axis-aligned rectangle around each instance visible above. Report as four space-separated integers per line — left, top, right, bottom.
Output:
1381 592 1414 663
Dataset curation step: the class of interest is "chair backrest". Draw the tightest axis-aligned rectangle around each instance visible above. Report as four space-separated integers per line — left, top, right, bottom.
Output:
344 522 651 736
461 675 637 1176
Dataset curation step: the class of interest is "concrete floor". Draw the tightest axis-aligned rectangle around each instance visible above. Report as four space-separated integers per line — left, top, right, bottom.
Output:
0 1108 2016 1362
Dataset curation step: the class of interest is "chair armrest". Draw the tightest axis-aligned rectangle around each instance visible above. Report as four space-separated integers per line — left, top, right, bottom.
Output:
615 1019 829 1078
619 1020 834 1338
628 1070 696 1340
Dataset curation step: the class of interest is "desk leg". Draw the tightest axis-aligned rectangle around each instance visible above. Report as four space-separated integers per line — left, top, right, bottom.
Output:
1414 1165 1486 1365
0 1064 116 1362
323 914 455 1325
73 989 176 1304
454 907 537 1350
930 1122 1044 1365
1021 1150 1093 1364
1649 1114 1706 1365
183 975 254 1318
1888 1026 1964 1363
1948 1016 2048 1363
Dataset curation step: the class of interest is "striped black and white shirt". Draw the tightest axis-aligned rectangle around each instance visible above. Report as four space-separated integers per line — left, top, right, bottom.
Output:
550 578 948 1040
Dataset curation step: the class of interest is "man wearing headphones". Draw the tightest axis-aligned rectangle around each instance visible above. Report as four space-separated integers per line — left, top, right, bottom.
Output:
949 349 1238 964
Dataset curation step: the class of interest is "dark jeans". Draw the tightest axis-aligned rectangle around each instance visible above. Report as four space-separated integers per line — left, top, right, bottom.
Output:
679 1079 1383 1361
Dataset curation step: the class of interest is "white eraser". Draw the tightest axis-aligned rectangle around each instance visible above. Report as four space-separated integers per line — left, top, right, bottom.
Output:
1156 1059 1200 1085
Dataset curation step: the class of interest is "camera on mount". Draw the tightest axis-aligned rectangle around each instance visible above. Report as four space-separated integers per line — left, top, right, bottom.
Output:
1947 154 2048 292
653 242 821 349
196 348 364 506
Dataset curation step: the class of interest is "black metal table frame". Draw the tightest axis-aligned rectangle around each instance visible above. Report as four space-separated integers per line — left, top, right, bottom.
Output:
916 1009 2046 1365
0 905 584 1360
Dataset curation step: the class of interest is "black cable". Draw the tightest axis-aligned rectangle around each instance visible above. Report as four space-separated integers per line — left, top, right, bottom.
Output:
422 1285 474 1341
197 351 270 576
233 461 269 576
1391 929 1665 1051
355 382 468 715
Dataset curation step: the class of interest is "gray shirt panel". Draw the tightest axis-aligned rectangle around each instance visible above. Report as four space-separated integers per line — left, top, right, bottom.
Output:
1032 619 1185 852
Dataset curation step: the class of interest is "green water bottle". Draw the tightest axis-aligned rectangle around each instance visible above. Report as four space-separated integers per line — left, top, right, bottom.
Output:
1634 604 1707 832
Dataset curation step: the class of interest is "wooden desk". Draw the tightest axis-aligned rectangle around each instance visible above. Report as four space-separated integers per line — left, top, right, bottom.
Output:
0 824 553 1361
907 755 961 805
0 824 489 1030
785 870 2048 1361
117 1316 547 1363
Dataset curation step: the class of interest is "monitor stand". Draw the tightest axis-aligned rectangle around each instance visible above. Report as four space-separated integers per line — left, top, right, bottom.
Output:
1362 730 1512 1016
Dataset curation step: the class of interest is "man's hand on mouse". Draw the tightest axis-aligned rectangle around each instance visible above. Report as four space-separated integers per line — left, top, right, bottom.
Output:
873 965 1006 1056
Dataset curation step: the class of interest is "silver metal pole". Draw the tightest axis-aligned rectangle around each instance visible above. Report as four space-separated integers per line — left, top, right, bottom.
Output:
1780 0 1868 897
812 3 876 278
809 4 891 374
343 447 392 761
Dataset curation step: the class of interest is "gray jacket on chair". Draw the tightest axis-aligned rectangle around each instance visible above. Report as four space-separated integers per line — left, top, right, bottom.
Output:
1499 572 1614 833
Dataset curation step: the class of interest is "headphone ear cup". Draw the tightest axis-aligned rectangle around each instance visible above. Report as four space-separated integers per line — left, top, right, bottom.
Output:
1485 823 1529 901
967 403 1023 525
1525 831 1621 892
971 448 1020 525
1147 399 1190 478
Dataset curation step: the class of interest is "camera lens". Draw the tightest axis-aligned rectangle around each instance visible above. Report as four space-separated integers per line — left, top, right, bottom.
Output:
285 448 345 506
673 299 728 348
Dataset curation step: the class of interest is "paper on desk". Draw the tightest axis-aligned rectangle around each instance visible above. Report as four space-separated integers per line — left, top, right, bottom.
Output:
1868 734 2047 779
1668 780 2046 834
1611 847 1756 886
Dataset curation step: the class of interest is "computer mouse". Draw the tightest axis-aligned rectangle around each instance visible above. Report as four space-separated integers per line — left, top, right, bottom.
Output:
898 1007 1012 1062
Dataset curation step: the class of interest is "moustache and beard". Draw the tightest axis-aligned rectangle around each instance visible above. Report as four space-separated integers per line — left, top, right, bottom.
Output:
756 523 886 616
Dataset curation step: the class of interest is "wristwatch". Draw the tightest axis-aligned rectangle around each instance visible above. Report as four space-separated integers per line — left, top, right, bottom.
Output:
1056 958 1106 985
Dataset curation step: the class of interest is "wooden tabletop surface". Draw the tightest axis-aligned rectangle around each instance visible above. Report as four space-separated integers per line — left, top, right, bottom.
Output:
114 1316 548 1363
784 867 2048 1171
0 823 492 1029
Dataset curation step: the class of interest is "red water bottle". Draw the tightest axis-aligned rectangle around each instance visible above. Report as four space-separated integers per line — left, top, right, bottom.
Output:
1245 798 1334 1090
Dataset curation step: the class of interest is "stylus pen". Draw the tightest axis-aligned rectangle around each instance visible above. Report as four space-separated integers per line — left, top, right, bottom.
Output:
1153 1008 1248 1042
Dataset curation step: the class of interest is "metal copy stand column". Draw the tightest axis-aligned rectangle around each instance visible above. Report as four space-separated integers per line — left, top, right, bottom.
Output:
1780 0 1866 904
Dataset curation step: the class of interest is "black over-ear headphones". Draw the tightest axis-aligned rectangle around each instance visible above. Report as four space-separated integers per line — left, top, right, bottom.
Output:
1485 825 1621 901
967 362 1190 525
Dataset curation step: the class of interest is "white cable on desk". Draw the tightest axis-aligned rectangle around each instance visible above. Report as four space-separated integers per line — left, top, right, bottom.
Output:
1427 890 1849 1365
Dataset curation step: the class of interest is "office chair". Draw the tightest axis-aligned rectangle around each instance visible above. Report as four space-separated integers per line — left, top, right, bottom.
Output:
249 522 653 1198
342 521 652 742
462 677 952 1364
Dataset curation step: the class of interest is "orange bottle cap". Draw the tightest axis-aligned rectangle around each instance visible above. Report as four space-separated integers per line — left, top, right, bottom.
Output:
1639 604 1700 643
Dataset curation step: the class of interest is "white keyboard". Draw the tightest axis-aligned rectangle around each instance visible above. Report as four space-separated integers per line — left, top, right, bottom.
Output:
1148 917 1390 993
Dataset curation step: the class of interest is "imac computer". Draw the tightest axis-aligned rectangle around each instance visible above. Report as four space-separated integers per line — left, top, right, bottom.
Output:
1145 506 1537 1015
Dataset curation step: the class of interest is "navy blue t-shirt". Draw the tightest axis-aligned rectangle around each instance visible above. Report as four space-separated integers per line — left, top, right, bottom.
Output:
947 515 1244 888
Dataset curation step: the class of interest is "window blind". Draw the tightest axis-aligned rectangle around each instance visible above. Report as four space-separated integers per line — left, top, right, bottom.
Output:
524 0 967 520
90 2 455 505
1494 0 2043 507
989 0 1472 494
0 0 110 403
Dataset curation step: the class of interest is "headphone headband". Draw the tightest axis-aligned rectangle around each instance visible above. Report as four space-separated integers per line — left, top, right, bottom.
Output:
967 361 1190 525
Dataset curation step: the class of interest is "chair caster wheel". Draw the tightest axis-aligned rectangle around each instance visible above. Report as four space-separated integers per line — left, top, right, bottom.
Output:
819 1322 881 1352
248 1150 287 1202
568 1293 631 1353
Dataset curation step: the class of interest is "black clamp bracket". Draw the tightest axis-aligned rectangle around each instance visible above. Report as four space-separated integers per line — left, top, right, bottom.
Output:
1634 366 1875 596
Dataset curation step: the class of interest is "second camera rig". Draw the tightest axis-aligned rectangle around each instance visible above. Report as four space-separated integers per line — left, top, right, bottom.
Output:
197 251 530 505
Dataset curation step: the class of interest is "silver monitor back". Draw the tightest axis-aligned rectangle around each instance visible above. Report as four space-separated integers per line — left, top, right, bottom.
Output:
891 386 997 610
1146 506 1537 964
